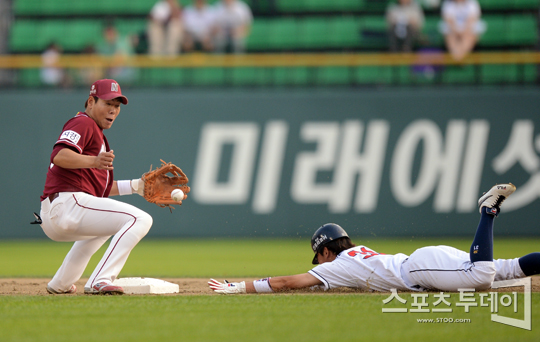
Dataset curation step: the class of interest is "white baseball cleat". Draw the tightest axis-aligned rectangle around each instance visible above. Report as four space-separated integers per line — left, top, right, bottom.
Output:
478 183 516 214
84 282 124 295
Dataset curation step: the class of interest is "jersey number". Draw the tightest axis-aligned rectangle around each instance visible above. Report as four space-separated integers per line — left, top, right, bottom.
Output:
348 247 384 259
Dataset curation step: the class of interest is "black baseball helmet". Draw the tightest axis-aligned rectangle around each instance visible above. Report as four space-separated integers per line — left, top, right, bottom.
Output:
310 223 349 264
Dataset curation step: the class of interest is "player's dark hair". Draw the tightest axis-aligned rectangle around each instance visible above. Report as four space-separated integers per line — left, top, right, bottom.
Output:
84 96 99 109
320 237 356 256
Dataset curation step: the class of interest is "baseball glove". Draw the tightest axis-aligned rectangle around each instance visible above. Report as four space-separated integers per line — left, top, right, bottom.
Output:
140 160 190 209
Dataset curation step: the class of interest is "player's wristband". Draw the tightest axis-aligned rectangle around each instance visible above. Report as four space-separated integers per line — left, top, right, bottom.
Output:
253 278 273 293
117 180 133 196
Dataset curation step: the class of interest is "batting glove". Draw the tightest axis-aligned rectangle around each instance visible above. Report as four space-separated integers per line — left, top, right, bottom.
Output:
208 279 246 294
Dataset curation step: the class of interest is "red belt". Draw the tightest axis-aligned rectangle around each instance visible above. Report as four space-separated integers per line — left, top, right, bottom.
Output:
48 193 59 203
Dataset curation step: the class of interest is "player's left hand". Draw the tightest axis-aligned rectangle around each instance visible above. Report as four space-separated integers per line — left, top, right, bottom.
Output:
95 150 115 170
208 279 246 294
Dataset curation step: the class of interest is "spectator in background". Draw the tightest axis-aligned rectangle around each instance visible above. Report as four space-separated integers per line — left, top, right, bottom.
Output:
148 0 184 56
182 0 216 52
41 42 69 87
97 25 137 83
386 0 425 52
439 0 486 61
78 45 104 85
212 0 253 54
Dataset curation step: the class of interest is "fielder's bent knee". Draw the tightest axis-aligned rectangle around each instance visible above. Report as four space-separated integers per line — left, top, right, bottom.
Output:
133 211 153 238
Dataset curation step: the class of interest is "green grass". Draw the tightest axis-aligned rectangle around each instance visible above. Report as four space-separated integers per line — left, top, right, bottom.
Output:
0 294 539 341
0 238 539 341
1 237 537 278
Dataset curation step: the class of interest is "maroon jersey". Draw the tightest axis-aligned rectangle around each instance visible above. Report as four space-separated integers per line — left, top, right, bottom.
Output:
41 112 114 201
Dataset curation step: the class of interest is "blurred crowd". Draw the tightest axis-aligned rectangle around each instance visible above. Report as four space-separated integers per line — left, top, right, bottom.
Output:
148 0 252 55
40 0 489 86
386 0 485 60
40 0 252 86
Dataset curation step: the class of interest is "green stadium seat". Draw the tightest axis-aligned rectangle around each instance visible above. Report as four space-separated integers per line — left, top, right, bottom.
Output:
422 16 444 47
328 17 361 48
272 67 310 85
298 0 332 12
231 67 272 85
480 64 537 84
41 21 65 48
298 18 331 49
143 68 167 86
478 16 507 47
276 0 365 12
477 0 513 9
123 0 157 15
363 0 387 13
266 18 299 50
480 15 538 47
478 0 540 10
39 21 62 51
512 0 540 9
191 67 226 86
10 20 103 53
115 19 148 37
506 15 538 46
302 0 365 12
359 17 388 49
13 0 42 15
247 20 272 50
442 65 476 84
522 64 538 82
18 69 41 87
9 21 41 52
480 64 520 84
165 68 188 86
315 66 350 85
59 21 103 52
354 66 393 84
388 66 408 85
275 0 304 12
410 66 439 85
333 0 366 11
13 0 159 15
143 68 188 86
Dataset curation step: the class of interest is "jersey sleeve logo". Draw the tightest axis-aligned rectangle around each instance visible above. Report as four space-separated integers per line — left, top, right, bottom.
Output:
59 130 81 145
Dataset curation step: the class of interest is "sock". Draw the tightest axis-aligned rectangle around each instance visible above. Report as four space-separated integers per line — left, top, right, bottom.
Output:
470 207 495 263
518 253 540 276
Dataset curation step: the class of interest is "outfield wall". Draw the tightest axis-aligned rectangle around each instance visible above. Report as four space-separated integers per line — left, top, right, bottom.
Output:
1 87 540 238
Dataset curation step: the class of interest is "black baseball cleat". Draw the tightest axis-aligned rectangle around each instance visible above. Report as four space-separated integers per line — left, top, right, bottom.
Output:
478 183 516 215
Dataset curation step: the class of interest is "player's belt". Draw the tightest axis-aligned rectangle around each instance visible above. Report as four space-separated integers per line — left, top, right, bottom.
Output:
48 193 59 203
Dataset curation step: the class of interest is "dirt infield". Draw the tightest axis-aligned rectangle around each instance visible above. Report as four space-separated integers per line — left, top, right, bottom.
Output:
1 277 539 296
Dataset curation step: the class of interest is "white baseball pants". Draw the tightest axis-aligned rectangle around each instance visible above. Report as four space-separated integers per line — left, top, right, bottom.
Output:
40 192 152 292
401 245 525 292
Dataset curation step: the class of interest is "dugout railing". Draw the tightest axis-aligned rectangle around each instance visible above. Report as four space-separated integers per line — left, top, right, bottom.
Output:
0 52 539 87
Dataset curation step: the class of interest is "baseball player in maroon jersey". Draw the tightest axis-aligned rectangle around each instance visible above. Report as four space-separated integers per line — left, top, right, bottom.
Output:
39 79 151 295
210 184 540 294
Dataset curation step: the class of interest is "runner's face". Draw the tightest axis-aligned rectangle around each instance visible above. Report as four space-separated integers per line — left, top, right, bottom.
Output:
317 248 337 264
87 97 121 130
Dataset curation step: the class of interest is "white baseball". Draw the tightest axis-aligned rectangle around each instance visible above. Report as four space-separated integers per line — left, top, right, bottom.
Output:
171 189 184 202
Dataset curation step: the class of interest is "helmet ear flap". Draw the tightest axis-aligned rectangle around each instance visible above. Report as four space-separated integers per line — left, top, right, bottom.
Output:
312 253 319 265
